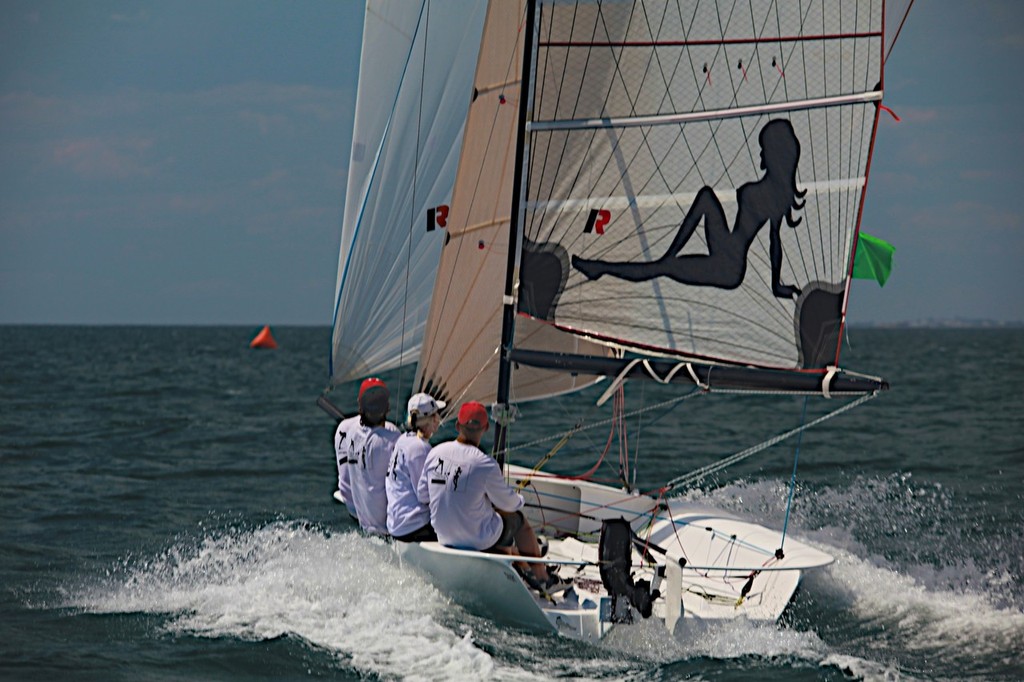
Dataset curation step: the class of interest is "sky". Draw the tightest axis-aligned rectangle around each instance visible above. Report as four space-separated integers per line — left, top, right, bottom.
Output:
1 0 1022 326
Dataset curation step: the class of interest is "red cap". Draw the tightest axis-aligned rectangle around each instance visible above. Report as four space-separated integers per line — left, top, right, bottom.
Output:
358 377 389 414
359 377 387 400
457 401 489 429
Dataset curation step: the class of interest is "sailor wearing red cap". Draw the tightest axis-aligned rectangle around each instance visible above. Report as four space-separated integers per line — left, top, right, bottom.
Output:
334 379 398 521
347 378 400 535
417 402 567 593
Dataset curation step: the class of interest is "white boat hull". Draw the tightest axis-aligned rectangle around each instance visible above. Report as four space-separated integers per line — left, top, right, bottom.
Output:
393 465 833 642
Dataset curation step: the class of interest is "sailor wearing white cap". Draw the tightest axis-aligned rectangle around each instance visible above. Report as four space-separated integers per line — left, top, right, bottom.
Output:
386 392 446 541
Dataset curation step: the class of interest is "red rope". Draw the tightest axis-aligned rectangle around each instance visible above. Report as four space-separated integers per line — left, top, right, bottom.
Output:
879 103 901 121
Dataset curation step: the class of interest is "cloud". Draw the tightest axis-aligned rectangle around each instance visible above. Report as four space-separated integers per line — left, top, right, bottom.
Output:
238 110 293 137
110 10 149 24
870 171 920 193
48 135 156 179
896 138 945 168
0 92 66 130
999 32 1024 48
905 201 1023 237
889 106 938 124
959 169 996 182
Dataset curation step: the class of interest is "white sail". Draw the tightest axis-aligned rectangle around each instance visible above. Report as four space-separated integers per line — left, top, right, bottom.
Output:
330 1 487 386
517 0 884 373
414 0 612 409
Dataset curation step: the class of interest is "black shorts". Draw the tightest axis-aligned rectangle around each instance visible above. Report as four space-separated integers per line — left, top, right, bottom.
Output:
393 523 437 543
488 510 524 550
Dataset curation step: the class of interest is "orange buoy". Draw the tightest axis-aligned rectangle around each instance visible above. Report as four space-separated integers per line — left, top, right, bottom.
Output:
249 325 278 349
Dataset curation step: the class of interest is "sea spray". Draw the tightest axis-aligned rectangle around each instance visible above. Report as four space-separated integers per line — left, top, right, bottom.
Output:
71 522 506 680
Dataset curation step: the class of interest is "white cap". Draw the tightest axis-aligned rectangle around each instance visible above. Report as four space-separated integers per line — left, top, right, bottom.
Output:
407 392 446 419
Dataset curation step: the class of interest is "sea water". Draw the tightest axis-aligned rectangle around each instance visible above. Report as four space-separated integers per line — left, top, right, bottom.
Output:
1 326 1021 681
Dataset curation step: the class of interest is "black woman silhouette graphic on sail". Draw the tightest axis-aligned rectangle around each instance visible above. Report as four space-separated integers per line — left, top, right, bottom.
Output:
571 119 806 300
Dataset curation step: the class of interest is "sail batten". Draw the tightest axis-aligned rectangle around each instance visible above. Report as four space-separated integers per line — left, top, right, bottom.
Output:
528 90 882 131
539 32 883 48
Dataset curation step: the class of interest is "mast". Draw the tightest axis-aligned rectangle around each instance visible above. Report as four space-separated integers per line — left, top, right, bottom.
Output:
494 0 537 468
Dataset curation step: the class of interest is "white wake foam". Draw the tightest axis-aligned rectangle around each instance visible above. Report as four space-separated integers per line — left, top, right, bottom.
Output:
684 476 1024 679
65 473 1023 681
70 522 526 680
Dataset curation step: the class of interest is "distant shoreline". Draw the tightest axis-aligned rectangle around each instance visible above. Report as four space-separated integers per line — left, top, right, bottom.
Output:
1 320 1022 329
847 319 1024 329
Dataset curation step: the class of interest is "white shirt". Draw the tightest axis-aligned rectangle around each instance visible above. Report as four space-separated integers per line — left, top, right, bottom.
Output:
347 420 400 535
386 432 433 537
417 439 524 550
334 416 362 518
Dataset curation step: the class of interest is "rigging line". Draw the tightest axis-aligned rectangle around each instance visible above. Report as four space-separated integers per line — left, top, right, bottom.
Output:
514 425 579 491
419 5 525 375
559 405 617 482
560 0 642 252
703 0 740 189
820 2 834 285
663 391 877 493
750 0 771 105
500 386 702 457
615 3 680 209
537 7 669 259
632 379 645 489
768 6 816 290
552 5 608 248
399 0 431 401
797 0 824 287
779 394 809 551
842 3 862 285
530 2 599 247
830 5 844 286
680 0 708 188
529 0 574 245
632 123 699 226
757 1 815 286
606 131 678 346
884 0 915 65
522 382 705 488
619 387 630 488
850 2 875 281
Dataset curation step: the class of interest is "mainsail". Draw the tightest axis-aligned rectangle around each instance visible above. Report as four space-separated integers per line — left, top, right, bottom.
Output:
330 1 487 386
514 0 887 377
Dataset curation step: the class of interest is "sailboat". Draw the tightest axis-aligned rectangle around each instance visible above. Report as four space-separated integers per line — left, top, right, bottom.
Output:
323 0 912 642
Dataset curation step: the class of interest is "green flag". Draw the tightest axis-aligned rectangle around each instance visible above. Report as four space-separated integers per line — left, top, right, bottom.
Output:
852 232 895 286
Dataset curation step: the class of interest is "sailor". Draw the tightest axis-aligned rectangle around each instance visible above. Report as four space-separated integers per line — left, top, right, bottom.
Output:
417 401 568 593
347 377 401 536
333 379 398 521
385 392 445 542
334 415 361 521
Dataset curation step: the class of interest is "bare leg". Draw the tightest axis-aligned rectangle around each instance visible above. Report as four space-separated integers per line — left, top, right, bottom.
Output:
512 518 549 582
492 510 548 582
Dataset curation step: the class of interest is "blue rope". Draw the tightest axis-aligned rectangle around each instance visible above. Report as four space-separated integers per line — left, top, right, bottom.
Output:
779 396 809 551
